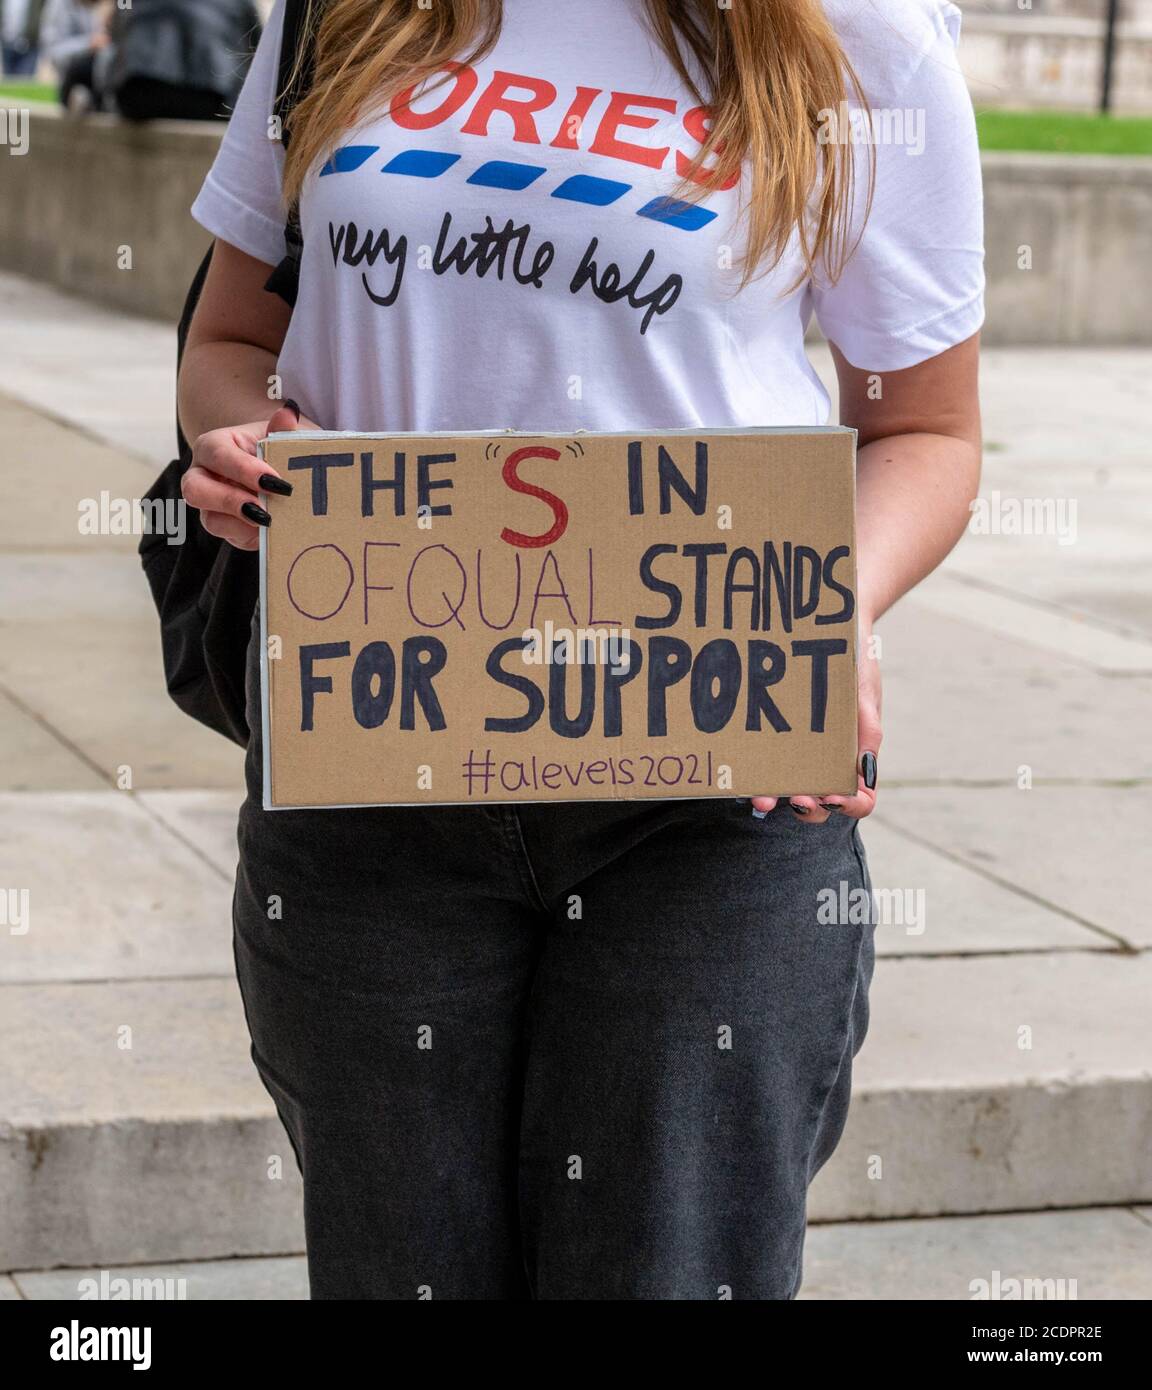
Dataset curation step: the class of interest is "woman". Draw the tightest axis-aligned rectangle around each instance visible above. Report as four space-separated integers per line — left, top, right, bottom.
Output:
40 0 106 111
180 0 983 1299
107 0 262 122
1 0 44 76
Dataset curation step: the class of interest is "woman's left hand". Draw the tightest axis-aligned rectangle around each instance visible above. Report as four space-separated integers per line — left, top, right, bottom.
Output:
750 630 882 824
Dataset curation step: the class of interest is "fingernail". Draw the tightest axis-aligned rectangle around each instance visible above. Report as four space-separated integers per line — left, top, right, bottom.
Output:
259 473 293 496
751 808 768 820
862 752 878 790
789 801 809 815
282 398 301 421
241 502 272 527
819 801 842 812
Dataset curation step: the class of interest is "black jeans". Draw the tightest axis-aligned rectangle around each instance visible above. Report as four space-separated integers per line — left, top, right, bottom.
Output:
233 623 874 1300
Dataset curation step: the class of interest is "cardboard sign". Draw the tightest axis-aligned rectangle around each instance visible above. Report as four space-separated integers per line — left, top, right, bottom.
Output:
258 428 858 809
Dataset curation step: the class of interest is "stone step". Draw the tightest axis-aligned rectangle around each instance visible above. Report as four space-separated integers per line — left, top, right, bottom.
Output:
2 785 1149 1269
809 952 1152 1222
0 976 305 1270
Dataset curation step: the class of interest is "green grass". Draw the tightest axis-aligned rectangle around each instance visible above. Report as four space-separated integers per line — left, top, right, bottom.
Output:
0 80 54 103
977 109 1152 156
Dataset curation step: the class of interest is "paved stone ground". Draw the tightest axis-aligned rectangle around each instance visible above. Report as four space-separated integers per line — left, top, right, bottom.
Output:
0 271 1148 1296
4 1206 1152 1300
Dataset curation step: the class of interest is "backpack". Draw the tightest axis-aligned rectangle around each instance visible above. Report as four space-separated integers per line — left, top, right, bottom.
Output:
108 0 263 122
138 0 321 746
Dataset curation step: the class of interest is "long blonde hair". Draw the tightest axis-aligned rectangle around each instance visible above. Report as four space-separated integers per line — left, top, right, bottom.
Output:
283 0 870 286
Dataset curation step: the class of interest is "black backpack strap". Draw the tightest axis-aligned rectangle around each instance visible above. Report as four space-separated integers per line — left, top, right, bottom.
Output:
265 0 323 307
175 245 216 459
264 204 305 306
274 0 319 150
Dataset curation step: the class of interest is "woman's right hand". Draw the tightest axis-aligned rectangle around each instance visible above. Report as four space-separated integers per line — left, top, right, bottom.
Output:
182 400 317 551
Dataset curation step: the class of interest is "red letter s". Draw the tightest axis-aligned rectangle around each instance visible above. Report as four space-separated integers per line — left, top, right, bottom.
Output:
500 447 569 548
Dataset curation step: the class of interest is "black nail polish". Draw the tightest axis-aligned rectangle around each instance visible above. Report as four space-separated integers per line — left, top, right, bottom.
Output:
242 502 272 527
259 473 293 496
819 801 841 812
282 398 301 421
789 800 809 815
862 751 878 790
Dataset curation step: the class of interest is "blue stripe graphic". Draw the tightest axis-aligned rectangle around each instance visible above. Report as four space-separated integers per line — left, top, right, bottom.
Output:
467 160 547 190
636 196 718 231
320 145 718 233
551 174 631 207
380 149 461 178
319 145 380 176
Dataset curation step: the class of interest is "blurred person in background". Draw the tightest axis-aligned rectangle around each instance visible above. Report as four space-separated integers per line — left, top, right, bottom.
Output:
107 0 261 122
1 0 45 75
41 0 108 112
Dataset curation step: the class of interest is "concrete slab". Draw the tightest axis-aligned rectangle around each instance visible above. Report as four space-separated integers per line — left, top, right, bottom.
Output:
876 602 1152 784
860 952 1151 1090
10 1208 1152 1300
12 1256 308 1302
0 271 174 465
861 820 1106 957
136 791 242 877
949 473 1152 567
971 572 1152 645
0 392 157 553
0 689 107 791
812 952 1152 1220
0 553 245 790
0 977 271 1129
0 977 304 1269
945 548 1152 647
802 1206 1152 1301
0 792 233 984
0 1276 22 1300
956 487 1152 565
908 575 1152 674
878 786 1152 948
930 345 1152 643
976 349 1152 467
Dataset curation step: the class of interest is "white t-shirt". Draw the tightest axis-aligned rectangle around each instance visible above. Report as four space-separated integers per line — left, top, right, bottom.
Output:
192 0 984 434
